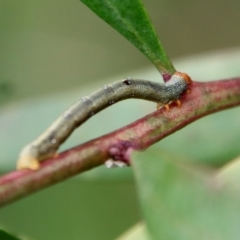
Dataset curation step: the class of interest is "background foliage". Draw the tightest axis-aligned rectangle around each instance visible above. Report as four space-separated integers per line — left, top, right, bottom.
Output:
0 0 240 239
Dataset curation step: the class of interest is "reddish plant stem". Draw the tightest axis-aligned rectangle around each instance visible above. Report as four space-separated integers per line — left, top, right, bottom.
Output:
0 78 240 207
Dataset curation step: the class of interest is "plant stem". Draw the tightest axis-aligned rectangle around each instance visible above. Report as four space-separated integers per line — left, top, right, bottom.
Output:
0 78 240 207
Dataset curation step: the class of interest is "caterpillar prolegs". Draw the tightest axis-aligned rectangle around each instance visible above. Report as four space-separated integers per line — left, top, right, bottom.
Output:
17 72 191 170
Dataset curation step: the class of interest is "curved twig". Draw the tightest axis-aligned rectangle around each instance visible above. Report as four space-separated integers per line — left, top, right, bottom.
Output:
0 78 240 207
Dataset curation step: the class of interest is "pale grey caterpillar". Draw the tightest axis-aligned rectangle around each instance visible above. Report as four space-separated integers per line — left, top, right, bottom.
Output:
17 72 191 170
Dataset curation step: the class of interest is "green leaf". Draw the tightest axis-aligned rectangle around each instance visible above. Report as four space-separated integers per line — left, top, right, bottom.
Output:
132 149 240 240
79 0 175 75
0 229 23 240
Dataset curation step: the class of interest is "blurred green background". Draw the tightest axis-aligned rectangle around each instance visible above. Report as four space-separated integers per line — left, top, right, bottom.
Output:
0 0 240 239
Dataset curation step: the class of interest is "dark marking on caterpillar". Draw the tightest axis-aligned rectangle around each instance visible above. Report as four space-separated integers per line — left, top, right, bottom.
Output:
17 72 192 170
123 79 131 85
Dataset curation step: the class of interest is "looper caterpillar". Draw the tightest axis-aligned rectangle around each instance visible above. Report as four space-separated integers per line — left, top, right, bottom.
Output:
17 72 191 170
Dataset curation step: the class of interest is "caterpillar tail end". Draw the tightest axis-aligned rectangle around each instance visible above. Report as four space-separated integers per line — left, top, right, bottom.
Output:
16 156 40 170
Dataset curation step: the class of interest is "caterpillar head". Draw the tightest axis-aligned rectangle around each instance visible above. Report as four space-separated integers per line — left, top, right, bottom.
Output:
174 72 192 85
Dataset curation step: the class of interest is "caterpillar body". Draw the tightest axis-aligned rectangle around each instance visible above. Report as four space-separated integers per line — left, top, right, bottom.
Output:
17 72 191 170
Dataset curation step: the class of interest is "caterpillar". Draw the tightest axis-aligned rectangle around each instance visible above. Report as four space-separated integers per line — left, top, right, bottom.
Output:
17 72 191 170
